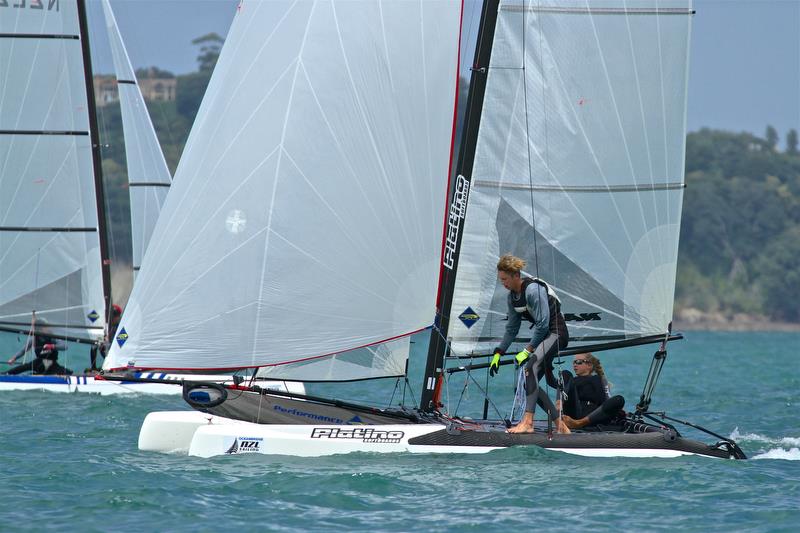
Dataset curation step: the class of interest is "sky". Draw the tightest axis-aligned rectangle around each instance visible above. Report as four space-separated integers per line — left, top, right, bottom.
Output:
98 0 800 144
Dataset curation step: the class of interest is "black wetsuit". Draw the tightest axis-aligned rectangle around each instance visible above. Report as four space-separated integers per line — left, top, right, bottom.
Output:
557 372 624 426
90 321 118 371
497 278 568 418
5 336 72 376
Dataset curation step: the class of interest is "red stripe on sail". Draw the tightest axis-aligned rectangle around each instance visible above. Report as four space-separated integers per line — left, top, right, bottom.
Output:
104 326 431 373
433 0 465 311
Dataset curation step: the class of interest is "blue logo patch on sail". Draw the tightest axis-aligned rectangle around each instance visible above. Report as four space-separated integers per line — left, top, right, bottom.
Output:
348 416 365 425
87 310 100 323
458 307 480 329
116 328 129 348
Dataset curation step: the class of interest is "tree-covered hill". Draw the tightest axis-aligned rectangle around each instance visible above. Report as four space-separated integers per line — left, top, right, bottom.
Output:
678 128 800 322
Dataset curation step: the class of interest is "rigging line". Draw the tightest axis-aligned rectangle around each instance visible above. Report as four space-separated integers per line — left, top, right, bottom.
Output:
281 146 400 287
533 0 561 336
523 0 542 281
330 3 417 259
622 0 669 312
583 2 655 284
512 133 640 287
526 47 643 286
143 2 297 280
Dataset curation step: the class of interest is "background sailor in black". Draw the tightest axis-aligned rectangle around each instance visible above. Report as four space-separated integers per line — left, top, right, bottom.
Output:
560 353 625 429
488 254 569 434
4 319 71 376
89 303 122 372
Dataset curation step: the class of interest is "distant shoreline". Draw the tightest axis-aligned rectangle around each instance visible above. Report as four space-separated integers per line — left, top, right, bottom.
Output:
673 321 800 332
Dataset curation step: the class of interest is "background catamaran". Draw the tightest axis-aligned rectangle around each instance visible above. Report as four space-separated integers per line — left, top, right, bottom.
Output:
108 0 743 459
0 0 299 395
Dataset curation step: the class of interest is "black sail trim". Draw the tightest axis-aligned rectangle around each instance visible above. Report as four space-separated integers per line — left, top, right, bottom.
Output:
0 226 97 232
0 33 80 39
128 182 171 188
0 130 89 136
117 79 136 85
502 6 695 15
0 320 103 330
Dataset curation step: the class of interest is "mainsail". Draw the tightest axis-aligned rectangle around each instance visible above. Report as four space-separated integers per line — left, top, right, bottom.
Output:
100 0 172 279
442 0 694 356
103 0 463 375
0 0 109 342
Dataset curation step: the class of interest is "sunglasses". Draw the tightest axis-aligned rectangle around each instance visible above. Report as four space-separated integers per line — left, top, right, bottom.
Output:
573 359 591 365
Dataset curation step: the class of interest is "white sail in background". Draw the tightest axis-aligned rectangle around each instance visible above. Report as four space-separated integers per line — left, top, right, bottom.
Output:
0 0 106 341
100 0 172 278
104 0 462 374
448 0 693 355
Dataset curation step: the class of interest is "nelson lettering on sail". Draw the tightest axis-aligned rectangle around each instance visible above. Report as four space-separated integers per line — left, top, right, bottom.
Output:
0 0 60 11
103 0 743 460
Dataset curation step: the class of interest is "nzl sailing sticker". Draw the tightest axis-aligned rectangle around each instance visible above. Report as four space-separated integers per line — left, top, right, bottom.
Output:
458 307 480 329
225 436 263 454
87 310 100 323
311 428 404 444
443 174 470 270
116 328 129 348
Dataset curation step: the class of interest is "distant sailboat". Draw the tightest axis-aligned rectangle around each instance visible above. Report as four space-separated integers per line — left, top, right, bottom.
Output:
100 0 172 280
0 0 282 394
116 0 743 459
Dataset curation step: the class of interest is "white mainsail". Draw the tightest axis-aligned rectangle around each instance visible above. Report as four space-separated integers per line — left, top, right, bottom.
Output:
447 0 693 355
0 0 106 341
100 0 172 279
104 0 462 374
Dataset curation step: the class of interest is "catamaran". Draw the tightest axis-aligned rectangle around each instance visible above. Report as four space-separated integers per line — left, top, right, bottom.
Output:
0 0 300 396
106 0 744 459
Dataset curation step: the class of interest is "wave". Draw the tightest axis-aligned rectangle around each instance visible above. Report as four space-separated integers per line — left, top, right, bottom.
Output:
729 428 800 446
729 428 800 460
751 448 800 460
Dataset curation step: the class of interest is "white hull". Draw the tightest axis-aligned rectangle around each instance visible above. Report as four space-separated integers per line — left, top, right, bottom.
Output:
0 374 304 396
139 411 698 459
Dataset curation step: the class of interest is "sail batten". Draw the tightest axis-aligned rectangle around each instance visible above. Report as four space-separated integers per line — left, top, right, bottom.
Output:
105 0 463 376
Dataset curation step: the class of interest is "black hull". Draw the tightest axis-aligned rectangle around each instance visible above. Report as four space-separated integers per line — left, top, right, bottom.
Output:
409 426 739 459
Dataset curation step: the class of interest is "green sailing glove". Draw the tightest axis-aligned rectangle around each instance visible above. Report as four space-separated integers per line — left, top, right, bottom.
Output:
489 352 502 377
515 348 530 367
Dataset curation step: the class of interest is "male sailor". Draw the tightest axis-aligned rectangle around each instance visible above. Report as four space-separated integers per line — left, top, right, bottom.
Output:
489 254 569 433
4 319 72 376
89 304 122 372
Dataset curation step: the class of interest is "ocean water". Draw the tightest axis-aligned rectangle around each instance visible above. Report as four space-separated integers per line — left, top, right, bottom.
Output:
1 330 798 532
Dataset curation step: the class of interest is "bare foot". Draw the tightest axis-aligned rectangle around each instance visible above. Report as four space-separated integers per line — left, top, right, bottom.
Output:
556 418 571 434
508 422 535 434
563 415 588 429
562 415 578 429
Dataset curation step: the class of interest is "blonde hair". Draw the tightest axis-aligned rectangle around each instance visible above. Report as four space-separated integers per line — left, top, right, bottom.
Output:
497 254 526 275
580 352 613 389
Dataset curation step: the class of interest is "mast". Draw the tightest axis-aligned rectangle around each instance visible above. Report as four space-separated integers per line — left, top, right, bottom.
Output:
77 0 113 323
420 0 500 412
